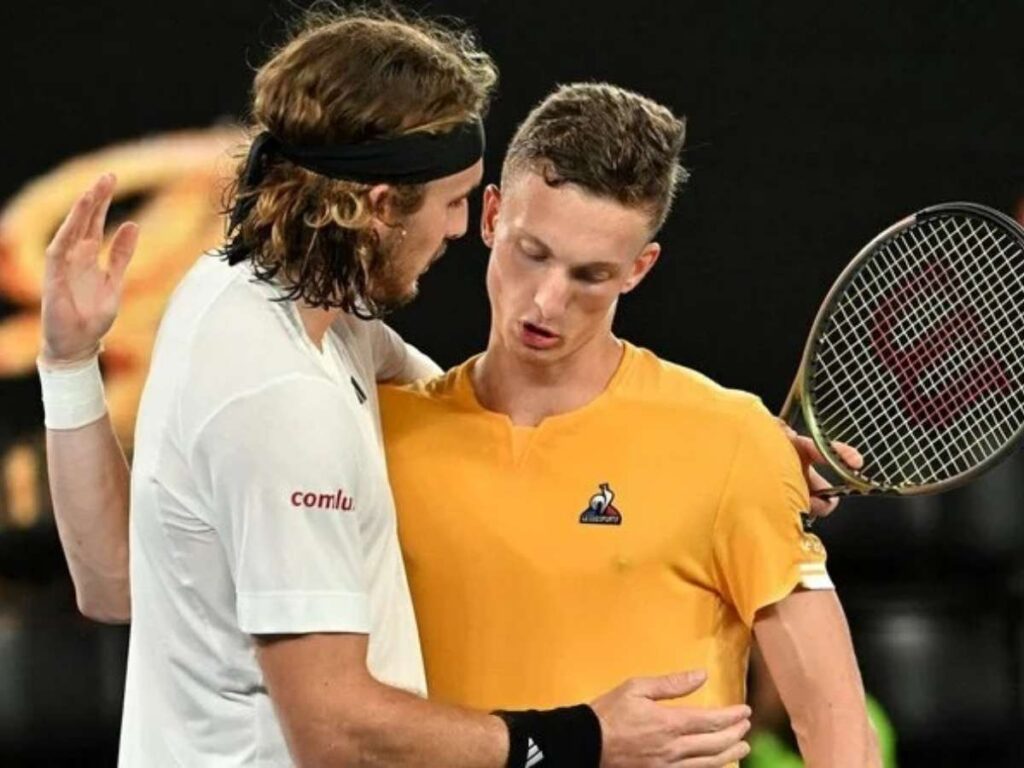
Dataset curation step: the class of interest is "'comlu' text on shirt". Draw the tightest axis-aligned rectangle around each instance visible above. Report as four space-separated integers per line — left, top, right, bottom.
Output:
290 490 355 511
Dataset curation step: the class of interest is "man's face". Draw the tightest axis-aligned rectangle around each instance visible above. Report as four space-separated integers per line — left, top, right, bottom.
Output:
368 160 483 308
481 171 660 365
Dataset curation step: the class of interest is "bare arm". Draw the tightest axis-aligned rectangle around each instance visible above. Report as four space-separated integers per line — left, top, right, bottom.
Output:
39 174 137 622
46 414 131 621
258 632 752 768
369 320 443 384
753 589 880 768
258 633 506 767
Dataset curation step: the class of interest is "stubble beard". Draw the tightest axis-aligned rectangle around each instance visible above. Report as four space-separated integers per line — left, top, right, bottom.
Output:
365 229 420 313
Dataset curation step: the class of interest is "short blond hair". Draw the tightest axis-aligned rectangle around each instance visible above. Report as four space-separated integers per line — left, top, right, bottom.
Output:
502 83 687 232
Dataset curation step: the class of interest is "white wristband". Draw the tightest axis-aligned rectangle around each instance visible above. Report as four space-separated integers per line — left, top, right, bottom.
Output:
37 355 108 430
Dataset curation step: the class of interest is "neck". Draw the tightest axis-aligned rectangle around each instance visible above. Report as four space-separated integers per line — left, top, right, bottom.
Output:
473 330 624 427
296 303 343 350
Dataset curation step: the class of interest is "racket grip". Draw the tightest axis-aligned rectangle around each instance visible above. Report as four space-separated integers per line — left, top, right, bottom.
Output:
811 485 859 499
804 486 855 529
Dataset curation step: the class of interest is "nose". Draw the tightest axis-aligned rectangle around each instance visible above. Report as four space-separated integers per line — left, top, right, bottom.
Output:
533 268 570 321
446 205 469 240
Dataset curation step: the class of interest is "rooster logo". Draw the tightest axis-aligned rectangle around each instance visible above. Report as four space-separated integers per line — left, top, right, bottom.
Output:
579 482 622 525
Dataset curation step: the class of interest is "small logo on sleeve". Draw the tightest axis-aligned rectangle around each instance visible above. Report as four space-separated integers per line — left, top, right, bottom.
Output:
579 483 622 525
526 737 545 766
350 376 368 405
290 489 355 511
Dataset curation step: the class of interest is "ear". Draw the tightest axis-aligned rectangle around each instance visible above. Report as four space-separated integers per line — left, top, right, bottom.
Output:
367 183 397 227
621 242 661 294
480 184 502 248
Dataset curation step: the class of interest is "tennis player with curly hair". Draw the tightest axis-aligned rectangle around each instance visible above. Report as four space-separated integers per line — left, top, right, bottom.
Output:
37 7 759 767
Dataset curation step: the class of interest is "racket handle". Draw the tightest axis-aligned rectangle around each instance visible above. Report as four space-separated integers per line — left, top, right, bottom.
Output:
804 486 857 529
811 485 860 498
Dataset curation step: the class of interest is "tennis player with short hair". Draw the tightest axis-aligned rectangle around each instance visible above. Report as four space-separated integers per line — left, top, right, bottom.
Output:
37 8 756 768
381 82 880 767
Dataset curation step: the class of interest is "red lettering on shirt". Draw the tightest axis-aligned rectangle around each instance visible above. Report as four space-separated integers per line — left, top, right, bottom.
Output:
289 489 355 511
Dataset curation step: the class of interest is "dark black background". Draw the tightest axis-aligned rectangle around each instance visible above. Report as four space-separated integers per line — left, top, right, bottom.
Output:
1 1 1023 765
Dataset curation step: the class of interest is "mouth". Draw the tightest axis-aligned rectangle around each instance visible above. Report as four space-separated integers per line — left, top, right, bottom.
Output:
519 320 561 350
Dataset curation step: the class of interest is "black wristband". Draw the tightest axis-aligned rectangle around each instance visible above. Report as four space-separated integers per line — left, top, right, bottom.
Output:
494 704 602 768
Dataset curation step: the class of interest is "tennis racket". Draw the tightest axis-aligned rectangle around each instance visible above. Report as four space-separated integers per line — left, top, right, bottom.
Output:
781 202 1024 497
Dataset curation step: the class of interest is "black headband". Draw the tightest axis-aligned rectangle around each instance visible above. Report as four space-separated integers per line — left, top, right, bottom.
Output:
223 119 484 265
241 118 484 188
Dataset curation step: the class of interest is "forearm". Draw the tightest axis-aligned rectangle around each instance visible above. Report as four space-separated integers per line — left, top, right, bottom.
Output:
261 633 747 768
786 670 879 767
47 414 131 623
392 342 442 383
754 590 880 768
332 678 506 767
372 322 442 384
260 634 507 767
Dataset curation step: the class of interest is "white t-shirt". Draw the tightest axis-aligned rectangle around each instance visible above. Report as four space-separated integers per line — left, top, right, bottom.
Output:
118 255 439 766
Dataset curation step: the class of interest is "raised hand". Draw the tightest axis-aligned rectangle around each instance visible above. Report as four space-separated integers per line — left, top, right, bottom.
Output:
41 173 139 365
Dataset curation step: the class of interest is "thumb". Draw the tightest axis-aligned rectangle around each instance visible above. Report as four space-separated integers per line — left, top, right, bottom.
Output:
106 222 139 288
633 669 707 700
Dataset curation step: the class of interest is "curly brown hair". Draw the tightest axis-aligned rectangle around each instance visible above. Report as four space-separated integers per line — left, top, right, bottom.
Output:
501 83 687 233
223 3 497 316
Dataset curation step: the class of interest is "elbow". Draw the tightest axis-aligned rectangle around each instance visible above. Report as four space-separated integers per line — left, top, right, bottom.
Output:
75 585 131 624
281 685 383 767
300 712 379 768
287 728 370 768
293 739 364 768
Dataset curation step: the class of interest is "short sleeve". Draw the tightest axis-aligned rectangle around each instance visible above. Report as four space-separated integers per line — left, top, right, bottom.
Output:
367 321 442 383
712 400 832 627
190 375 371 635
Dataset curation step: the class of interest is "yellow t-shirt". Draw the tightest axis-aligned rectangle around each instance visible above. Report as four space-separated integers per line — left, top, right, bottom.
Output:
380 342 829 712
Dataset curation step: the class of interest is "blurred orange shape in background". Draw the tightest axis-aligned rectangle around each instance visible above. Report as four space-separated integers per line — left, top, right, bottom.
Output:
0 126 244 448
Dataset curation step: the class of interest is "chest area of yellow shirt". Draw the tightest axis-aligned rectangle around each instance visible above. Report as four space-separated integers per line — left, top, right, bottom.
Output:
388 414 736 583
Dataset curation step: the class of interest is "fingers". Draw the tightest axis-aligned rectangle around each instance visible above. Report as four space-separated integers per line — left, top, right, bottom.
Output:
781 425 865 472
679 739 751 767
664 704 750 736
787 434 837 515
106 222 139 288
809 497 839 518
790 432 827 465
779 423 825 465
87 173 117 241
670 717 750 762
48 182 100 257
632 670 708 700
807 466 839 517
780 426 866 517
791 431 865 473
831 440 864 469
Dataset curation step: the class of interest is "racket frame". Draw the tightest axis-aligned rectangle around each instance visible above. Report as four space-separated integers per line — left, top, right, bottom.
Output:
780 202 1024 497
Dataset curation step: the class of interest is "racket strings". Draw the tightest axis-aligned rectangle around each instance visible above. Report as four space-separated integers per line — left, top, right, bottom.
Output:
809 212 1024 489
896 222 1024 480
881 222 1024 472
819 217 1024 483
839 218 1024 481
